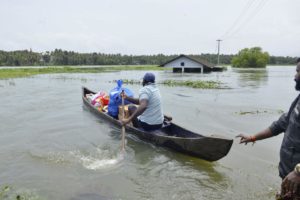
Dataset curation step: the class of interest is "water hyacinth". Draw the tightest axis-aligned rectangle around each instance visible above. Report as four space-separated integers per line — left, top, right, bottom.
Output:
113 79 142 85
236 109 285 115
0 185 43 200
161 80 222 89
115 79 225 89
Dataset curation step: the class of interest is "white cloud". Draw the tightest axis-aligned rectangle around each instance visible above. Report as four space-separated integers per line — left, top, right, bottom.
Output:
0 0 299 56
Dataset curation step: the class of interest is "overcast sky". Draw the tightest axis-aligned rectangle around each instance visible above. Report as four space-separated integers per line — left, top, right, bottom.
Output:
0 0 299 56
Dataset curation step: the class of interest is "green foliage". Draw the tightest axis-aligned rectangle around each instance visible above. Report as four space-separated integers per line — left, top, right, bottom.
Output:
0 185 10 199
0 49 297 67
236 109 284 115
0 185 44 200
0 50 41 66
269 56 298 65
0 65 167 79
231 47 270 68
161 80 223 89
116 79 224 89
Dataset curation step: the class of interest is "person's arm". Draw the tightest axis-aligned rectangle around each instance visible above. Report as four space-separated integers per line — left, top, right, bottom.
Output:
125 96 140 105
121 99 148 125
236 128 273 145
120 92 139 105
236 112 289 145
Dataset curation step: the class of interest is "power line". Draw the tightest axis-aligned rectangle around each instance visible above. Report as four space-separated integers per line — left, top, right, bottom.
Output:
219 0 270 40
223 0 270 40
220 0 258 40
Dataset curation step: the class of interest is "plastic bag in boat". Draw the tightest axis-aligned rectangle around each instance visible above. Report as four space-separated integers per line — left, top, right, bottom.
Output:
108 80 134 118
91 91 109 107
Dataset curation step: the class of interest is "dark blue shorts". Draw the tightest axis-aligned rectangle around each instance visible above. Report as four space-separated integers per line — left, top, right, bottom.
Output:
138 119 162 131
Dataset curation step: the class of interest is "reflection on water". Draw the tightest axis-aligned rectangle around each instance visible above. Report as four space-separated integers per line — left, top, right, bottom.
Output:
0 66 297 200
117 131 231 199
234 68 268 88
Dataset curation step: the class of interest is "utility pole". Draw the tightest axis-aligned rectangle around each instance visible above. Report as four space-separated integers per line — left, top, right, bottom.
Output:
216 39 222 66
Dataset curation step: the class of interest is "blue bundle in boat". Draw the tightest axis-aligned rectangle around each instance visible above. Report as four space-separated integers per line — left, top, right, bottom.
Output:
108 80 134 118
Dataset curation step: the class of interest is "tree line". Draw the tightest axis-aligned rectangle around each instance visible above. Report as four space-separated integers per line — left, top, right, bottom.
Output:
0 49 297 66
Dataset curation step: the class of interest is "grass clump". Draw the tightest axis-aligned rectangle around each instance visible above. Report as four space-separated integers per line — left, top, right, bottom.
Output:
0 185 10 199
162 80 222 89
236 109 285 115
115 79 224 89
0 185 44 200
0 65 167 79
115 79 142 85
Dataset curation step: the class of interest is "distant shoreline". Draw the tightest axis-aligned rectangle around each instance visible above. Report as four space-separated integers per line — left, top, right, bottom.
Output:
0 65 168 79
0 50 297 66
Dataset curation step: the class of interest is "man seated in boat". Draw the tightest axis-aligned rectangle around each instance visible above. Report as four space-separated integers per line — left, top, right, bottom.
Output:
120 72 164 131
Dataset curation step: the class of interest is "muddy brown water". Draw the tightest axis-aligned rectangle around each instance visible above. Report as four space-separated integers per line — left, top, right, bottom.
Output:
0 66 297 199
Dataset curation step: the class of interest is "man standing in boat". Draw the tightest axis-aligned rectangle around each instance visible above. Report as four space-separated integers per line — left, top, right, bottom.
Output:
237 58 300 199
120 72 164 131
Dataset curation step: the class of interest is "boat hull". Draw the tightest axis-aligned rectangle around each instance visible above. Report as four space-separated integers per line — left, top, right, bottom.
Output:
82 87 233 161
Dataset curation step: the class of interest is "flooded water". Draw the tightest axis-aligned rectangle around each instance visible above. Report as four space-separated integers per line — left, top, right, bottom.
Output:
0 66 297 199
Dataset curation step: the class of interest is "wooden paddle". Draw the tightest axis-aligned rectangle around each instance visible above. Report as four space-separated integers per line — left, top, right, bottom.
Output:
121 90 126 152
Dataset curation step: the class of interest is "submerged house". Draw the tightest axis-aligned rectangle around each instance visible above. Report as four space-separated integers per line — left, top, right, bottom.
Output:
160 54 223 73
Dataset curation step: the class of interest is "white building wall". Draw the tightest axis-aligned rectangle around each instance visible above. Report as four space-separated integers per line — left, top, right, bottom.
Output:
163 57 203 68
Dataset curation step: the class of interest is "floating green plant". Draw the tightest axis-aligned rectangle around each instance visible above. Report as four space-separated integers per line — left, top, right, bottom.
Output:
0 185 44 200
0 65 168 79
114 79 141 85
161 80 223 89
114 79 224 89
0 185 10 199
236 109 285 115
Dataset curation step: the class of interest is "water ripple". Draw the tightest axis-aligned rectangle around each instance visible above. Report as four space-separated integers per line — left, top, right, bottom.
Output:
69 148 124 170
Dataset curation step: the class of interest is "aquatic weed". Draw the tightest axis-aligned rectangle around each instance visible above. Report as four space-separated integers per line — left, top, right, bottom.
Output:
113 79 224 89
0 185 44 200
0 65 166 79
0 185 10 199
236 109 284 115
162 80 222 89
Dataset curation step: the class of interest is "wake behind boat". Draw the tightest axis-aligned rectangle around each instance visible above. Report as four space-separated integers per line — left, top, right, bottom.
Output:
82 87 233 161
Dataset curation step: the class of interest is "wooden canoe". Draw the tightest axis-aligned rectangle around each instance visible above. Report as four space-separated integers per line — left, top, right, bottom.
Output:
82 87 233 161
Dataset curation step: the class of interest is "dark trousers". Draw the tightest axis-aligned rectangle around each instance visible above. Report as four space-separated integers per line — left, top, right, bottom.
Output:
128 104 162 131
